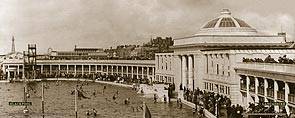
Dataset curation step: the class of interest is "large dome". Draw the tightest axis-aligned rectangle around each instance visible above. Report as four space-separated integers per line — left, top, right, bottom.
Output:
196 9 258 35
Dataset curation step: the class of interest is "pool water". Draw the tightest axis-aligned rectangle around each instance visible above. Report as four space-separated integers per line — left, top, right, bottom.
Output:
0 80 197 118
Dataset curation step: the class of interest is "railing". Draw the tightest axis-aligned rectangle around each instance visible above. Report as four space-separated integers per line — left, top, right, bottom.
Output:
258 86 264 95
288 94 295 104
277 91 285 100
236 62 295 74
267 88 274 98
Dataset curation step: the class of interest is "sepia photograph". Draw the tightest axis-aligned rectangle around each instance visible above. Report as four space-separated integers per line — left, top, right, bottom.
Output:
1 0 295 118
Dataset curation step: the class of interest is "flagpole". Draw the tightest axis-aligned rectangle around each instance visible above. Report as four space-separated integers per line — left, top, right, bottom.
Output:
143 102 145 118
75 85 78 118
42 82 45 118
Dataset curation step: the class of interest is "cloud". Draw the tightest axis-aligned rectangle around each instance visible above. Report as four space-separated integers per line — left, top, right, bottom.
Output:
0 0 294 54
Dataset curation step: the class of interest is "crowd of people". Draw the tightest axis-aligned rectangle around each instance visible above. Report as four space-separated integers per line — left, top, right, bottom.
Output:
10 72 151 85
243 55 295 64
181 87 246 118
246 103 290 118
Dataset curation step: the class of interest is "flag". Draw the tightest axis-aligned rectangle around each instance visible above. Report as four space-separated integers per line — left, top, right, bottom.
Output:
143 102 151 118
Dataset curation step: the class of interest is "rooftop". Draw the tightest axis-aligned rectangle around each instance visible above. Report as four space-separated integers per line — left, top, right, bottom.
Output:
196 9 258 35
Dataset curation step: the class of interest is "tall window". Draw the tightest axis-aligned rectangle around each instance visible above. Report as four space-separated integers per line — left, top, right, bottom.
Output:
217 64 219 75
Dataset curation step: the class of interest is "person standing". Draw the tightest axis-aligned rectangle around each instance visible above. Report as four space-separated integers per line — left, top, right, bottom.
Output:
153 94 158 103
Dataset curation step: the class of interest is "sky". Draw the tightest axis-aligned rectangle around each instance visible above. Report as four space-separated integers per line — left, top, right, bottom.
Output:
0 0 295 54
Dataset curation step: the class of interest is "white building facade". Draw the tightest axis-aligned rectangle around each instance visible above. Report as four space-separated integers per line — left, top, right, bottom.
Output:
155 9 295 113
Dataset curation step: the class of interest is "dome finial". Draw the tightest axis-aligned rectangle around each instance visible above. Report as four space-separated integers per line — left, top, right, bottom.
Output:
221 9 231 15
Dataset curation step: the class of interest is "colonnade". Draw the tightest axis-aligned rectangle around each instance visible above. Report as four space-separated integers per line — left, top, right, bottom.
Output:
176 54 204 91
37 64 155 80
240 75 292 113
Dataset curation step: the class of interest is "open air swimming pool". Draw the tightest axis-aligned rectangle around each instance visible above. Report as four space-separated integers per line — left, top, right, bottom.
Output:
0 80 196 118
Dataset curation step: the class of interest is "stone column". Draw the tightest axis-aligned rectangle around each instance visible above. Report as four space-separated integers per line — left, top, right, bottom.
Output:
106 65 109 75
82 65 84 75
74 65 77 76
254 77 259 104
285 82 290 115
111 66 114 75
7 69 10 80
121 66 124 77
147 67 150 81
246 75 250 108
50 65 52 74
174 55 182 92
181 56 187 89
131 66 134 78
136 66 139 79
188 55 193 90
66 65 69 73
22 65 25 79
264 78 268 102
126 66 128 76
41 65 43 74
89 65 91 74
274 80 279 112
141 67 144 77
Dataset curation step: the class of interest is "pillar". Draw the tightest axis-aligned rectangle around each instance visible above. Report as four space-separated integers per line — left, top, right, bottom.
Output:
74 65 77 76
50 65 52 74
89 65 91 74
66 65 69 73
285 82 290 115
17 65 20 76
106 65 108 75
121 66 124 77
131 66 134 78
264 78 268 102
141 67 144 77
126 66 128 76
181 56 187 89
7 69 10 80
173 55 182 92
246 76 250 108
136 66 139 79
188 55 193 90
82 65 84 75
22 64 25 79
274 80 279 112
147 67 150 81
254 77 259 104
41 65 43 74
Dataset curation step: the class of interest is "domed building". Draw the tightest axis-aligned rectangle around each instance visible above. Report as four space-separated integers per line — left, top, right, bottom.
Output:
155 9 295 115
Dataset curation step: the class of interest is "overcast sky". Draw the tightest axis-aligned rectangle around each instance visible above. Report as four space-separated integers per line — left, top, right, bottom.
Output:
1 0 295 54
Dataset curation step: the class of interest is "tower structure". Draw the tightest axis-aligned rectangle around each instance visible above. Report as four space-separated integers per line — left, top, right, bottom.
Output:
23 44 37 79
